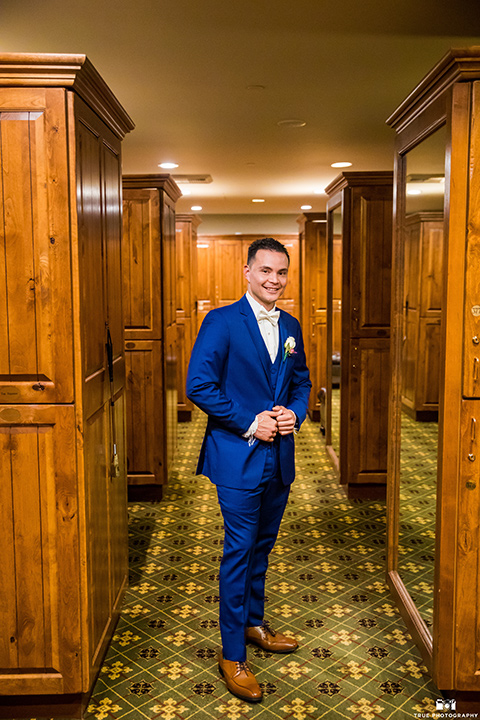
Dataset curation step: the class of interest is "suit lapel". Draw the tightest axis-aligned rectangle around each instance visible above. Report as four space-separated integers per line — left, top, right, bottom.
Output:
240 296 274 390
274 313 288 403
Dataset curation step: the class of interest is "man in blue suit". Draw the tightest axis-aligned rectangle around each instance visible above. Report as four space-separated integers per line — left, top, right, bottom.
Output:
186 237 311 702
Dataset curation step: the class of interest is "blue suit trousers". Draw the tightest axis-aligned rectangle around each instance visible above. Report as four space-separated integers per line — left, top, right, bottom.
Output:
216 442 290 661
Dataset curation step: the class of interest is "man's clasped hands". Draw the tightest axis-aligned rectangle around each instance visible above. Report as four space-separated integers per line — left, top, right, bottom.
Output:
254 406 296 441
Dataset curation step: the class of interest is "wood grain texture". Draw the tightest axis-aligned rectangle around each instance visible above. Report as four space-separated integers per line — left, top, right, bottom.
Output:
0 58 131 707
122 176 181 486
326 174 393 492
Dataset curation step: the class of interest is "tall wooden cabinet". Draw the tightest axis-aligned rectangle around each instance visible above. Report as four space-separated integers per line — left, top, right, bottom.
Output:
402 212 443 420
0 54 134 717
122 175 181 496
325 172 393 497
175 214 201 421
298 213 328 422
386 47 480 706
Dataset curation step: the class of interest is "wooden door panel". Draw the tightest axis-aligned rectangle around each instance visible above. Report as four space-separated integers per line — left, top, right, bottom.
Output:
0 405 81 695
84 402 110 672
103 143 125 397
418 317 441 409
176 318 194 418
165 325 178 470
348 340 390 483
420 220 444 314
352 192 392 332
215 239 243 306
125 340 166 484
0 95 74 404
122 191 162 340
402 311 418 410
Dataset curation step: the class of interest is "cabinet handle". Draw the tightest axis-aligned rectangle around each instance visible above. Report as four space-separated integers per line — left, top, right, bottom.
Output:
474 357 480 383
469 418 477 462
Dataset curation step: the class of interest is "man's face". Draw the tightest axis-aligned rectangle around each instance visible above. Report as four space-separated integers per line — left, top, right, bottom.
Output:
244 249 289 310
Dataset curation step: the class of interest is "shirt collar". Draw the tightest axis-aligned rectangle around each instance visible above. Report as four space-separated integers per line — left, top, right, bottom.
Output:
245 291 277 319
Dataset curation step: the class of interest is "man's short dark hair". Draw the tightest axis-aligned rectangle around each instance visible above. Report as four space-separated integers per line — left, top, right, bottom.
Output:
247 237 290 266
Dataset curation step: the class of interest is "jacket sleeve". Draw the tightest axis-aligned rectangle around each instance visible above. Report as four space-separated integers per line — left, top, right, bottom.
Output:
186 310 255 434
286 320 312 426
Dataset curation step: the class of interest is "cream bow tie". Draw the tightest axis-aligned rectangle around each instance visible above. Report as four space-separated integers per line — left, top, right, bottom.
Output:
257 308 280 326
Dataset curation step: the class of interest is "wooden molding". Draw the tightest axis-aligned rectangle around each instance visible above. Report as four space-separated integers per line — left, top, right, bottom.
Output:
325 171 393 197
176 213 203 228
386 46 480 133
123 174 182 203
0 53 135 139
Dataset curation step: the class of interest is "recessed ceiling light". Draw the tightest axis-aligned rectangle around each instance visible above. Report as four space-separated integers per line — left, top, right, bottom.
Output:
252 198 265 203
301 204 312 210
191 205 203 211
314 188 325 194
331 161 352 168
277 119 307 128
312 219 327 223
407 189 422 196
159 162 179 169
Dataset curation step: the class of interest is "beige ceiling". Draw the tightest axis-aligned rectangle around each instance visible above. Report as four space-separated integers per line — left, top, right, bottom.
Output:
2 0 480 232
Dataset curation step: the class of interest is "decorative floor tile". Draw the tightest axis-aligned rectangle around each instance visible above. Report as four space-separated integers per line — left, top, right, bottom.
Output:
18 410 442 719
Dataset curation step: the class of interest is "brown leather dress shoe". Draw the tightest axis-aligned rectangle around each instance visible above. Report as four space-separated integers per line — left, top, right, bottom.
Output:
246 620 298 653
218 653 263 703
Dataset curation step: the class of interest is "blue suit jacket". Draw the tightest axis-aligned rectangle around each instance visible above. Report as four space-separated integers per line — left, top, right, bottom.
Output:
186 295 311 489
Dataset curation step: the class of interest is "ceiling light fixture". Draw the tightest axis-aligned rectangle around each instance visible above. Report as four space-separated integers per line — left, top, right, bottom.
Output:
407 189 422 196
314 188 325 194
301 204 312 210
252 198 265 203
331 161 352 168
159 162 179 169
277 119 307 128
191 205 203 211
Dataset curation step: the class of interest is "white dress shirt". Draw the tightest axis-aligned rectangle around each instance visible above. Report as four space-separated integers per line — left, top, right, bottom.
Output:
243 292 280 439
245 291 279 363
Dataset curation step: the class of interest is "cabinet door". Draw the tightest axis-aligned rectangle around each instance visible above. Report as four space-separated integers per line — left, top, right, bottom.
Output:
350 187 392 335
0 89 74 404
125 339 166 484
74 96 128 684
347 339 390 484
0 405 81 695
214 239 244 307
122 189 162 341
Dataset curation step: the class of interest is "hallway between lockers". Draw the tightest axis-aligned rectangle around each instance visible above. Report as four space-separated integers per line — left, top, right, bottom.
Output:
81 411 440 720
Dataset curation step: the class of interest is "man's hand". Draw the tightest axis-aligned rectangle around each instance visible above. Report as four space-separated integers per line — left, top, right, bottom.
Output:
254 409 280 442
272 405 296 435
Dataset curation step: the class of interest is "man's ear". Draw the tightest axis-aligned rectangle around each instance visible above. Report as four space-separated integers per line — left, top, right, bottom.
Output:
243 264 250 281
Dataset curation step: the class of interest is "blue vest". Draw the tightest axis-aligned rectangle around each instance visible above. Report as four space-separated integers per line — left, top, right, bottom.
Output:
270 342 282 389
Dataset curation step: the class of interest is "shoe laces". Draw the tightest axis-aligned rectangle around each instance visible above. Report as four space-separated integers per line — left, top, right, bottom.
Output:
235 661 251 675
261 619 277 637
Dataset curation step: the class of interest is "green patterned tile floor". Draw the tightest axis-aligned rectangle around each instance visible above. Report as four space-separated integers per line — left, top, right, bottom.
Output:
85 411 440 720
398 412 438 629
21 411 442 720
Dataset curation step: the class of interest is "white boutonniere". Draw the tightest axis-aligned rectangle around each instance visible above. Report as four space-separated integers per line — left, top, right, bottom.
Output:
283 336 297 362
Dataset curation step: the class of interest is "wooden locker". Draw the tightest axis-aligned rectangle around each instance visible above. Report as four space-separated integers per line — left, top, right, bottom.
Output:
0 53 134 717
298 213 327 421
325 172 393 497
402 213 443 419
175 214 201 421
122 175 181 495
